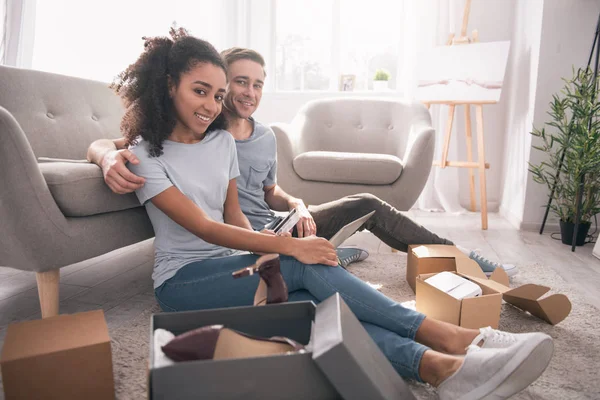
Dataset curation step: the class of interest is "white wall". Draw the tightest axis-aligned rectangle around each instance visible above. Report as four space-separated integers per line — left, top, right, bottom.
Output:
501 0 600 230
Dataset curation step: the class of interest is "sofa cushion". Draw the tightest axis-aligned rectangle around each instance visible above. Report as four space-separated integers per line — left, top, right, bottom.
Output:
292 151 403 185
39 160 141 217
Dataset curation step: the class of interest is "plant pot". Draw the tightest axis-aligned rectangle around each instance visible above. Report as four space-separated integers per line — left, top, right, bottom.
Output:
373 81 389 91
559 220 591 246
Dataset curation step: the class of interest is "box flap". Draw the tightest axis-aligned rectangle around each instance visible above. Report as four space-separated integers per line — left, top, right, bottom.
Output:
454 258 488 280
459 294 502 329
503 290 572 325
503 284 551 300
411 245 467 260
489 268 510 286
1 310 109 363
312 294 416 400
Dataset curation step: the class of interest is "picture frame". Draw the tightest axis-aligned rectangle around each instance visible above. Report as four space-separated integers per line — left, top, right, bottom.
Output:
339 74 356 92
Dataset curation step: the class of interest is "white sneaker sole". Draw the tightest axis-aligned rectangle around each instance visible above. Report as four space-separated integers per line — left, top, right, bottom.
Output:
461 334 554 400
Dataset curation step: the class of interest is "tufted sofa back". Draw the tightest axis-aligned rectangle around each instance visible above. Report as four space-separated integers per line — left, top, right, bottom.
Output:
0 66 124 160
292 98 420 157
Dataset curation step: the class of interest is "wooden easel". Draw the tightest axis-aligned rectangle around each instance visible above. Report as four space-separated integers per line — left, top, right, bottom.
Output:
423 0 492 230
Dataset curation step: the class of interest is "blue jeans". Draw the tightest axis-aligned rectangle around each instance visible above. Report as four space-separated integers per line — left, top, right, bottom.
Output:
155 254 429 381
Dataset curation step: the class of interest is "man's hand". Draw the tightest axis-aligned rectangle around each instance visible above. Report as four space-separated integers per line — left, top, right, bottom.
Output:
294 203 317 237
101 149 146 194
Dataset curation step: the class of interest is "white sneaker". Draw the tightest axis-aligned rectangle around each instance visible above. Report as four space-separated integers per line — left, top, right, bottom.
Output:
470 326 545 350
438 332 553 400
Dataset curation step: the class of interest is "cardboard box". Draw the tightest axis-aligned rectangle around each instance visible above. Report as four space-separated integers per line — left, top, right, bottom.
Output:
411 245 572 325
416 266 504 329
149 294 415 400
1 310 114 400
407 244 469 292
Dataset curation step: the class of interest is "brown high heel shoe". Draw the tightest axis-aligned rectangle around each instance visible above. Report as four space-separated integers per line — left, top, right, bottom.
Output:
232 254 288 306
161 324 304 362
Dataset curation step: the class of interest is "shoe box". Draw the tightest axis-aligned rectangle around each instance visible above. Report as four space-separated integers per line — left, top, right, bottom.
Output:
0 310 114 400
148 294 416 400
408 245 572 327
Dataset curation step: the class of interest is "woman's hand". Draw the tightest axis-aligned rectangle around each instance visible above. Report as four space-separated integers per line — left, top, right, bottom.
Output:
290 236 338 266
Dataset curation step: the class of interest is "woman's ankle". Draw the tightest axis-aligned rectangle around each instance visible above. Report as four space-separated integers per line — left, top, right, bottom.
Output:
419 350 463 387
415 318 479 354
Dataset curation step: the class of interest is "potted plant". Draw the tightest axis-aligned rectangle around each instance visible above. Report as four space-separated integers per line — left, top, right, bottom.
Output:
529 67 600 246
373 68 391 91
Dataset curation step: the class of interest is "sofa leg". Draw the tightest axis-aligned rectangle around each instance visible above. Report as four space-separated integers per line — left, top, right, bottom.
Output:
36 270 60 318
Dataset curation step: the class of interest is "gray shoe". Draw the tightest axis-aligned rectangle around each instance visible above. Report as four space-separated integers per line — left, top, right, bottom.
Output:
469 251 518 277
337 246 369 268
438 332 553 400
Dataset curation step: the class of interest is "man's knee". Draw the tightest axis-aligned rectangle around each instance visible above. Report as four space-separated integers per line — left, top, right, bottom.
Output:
353 193 383 211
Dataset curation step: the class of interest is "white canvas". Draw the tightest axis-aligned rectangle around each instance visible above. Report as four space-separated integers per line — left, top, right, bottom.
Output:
416 41 511 103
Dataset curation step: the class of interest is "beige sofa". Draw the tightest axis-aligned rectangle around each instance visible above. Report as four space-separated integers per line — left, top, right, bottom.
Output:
271 98 435 210
0 66 154 318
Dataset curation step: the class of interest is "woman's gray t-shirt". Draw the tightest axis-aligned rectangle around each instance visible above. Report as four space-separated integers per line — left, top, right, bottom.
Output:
128 130 243 289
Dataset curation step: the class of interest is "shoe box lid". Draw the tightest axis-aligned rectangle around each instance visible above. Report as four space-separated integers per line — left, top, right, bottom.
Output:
312 293 416 400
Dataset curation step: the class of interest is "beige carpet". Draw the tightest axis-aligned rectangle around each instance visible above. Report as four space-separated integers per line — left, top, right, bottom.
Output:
111 254 600 399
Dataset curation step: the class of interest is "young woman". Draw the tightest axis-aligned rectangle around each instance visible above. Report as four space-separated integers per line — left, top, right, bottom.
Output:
115 27 552 399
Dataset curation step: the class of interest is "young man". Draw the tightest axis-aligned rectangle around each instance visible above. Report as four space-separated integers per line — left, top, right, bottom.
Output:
87 48 517 277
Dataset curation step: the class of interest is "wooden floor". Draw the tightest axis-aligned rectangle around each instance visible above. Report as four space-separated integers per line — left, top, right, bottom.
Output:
1 211 599 351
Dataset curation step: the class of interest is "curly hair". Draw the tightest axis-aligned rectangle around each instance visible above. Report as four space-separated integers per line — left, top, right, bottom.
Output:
111 26 227 157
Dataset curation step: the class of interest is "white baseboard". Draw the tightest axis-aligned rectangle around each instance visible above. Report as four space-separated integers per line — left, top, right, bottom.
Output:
499 205 561 232
519 221 561 233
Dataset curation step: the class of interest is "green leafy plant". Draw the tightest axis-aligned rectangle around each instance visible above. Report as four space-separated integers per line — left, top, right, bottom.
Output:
529 67 600 224
374 68 391 81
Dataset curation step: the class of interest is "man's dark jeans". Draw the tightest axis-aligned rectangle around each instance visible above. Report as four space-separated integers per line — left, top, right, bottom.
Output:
308 193 453 252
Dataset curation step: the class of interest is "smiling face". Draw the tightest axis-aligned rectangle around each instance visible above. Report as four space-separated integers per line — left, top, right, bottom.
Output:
169 62 227 139
224 59 265 119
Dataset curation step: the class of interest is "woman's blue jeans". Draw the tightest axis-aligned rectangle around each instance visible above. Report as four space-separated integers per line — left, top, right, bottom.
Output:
155 254 429 381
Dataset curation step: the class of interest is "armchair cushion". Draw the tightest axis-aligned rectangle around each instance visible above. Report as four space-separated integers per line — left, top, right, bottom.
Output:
292 151 403 185
39 161 140 217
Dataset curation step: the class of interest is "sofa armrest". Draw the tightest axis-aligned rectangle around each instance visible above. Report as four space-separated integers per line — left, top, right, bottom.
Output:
0 106 69 270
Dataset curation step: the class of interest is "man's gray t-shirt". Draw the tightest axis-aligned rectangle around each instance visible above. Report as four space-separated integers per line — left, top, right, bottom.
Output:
128 131 243 289
235 119 278 230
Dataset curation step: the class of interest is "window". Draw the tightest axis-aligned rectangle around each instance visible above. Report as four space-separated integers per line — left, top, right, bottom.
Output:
32 0 225 83
274 0 404 91
339 0 404 91
275 0 334 91
30 0 405 91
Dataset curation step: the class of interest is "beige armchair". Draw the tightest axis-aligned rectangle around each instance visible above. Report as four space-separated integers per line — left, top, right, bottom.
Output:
271 98 435 210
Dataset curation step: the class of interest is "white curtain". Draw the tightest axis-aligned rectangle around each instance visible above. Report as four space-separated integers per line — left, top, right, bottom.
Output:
0 0 35 67
402 0 468 213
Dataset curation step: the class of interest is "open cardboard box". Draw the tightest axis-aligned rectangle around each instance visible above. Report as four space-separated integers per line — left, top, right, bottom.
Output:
416 258 505 329
409 245 572 326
